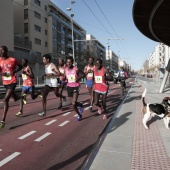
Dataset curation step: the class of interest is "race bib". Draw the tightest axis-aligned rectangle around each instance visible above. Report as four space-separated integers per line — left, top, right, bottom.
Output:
95 76 102 83
22 74 27 80
68 75 76 83
87 73 93 78
60 69 64 74
3 75 12 80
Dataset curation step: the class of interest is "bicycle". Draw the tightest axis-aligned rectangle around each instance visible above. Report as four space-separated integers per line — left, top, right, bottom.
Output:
117 77 126 95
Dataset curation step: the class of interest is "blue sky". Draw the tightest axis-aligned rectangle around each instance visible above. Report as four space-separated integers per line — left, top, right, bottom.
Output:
51 0 158 71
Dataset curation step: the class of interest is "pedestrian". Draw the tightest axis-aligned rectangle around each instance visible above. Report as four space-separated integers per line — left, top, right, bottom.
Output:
16 58 42 116
117 66 127 92
93 58 112 120
38 54 66 116
0 46 24 128
57 58 67 109
84 57 95 112
65 56 85 121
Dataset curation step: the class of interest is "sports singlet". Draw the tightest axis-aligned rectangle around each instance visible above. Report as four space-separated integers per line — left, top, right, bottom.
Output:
65 66 79 87
94 66 108 93
86 65 95 80
59 65 66 81
0 57 19 85
22 66 34 86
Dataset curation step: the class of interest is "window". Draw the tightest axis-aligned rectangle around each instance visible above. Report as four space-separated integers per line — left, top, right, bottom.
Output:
44 5 47 11
34 11 41 19
45 18 47 23
35 38 41 45
34 24 41 32
34 0 41 6
45 30 47 35
24 0 28 6
24 23 28 33
24 9 28 19
45 42 48 47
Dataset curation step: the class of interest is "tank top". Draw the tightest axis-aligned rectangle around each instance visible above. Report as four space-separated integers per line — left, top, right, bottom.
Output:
45 63 58 87
59 65 66 81
0 57 19 85
86 65 95 80
94 66 108 92
22 66 34 86
65 66 79 87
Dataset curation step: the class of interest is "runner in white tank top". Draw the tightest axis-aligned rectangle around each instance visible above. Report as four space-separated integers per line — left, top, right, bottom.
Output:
38 54 66 117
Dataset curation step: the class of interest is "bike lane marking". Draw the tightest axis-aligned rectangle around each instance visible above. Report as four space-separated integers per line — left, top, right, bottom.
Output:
58 120 70 127
18 131 36 139
45 119 57 125
34 132 51 142
0 152 21 167
62 112 71 116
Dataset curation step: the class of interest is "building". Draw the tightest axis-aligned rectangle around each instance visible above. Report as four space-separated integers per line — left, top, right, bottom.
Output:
106 50 118 72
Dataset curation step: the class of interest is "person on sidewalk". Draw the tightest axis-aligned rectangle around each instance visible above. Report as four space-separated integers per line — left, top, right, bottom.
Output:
0 46 24 128
57 58 67 109
93 58 112 120
16 58 42 116
65 56 85 121
84 57 95 112
38 54 66 117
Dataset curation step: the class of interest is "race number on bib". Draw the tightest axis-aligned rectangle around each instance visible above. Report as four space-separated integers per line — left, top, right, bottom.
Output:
95 76 102 83
3 75 12 80
68 75 76 83
60 69 64 74
22 74 27 80
87 73 93 78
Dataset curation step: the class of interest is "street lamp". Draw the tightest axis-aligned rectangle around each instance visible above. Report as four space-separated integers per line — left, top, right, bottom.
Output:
67 0 75 64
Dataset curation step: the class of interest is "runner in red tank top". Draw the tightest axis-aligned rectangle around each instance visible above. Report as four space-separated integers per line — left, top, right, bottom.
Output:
16 59 42 116
93 58 112 120
0 46 22 128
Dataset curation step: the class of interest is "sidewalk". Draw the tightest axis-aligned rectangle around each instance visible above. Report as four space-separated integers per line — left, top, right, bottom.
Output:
86 77 170 170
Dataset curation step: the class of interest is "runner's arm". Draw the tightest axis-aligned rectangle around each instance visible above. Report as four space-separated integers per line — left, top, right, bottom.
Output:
24 66 34 79
105 69 113 81
76 68 85 81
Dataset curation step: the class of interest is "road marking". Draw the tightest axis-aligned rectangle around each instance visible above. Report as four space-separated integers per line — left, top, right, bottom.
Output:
0 149 2 151
83 102 88 105
34 132 51 142
58 121 69 127
45 119 57 125
84 107 90 110
0 152 21 167
18 131 36 139
62 112 71 116
73 114 77 117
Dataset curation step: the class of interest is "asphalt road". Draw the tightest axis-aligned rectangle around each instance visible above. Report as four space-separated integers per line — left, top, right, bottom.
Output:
0 78 135 170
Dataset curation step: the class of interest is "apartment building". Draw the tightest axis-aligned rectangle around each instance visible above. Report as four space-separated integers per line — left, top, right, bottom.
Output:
106 50 118 72
0 0 14 51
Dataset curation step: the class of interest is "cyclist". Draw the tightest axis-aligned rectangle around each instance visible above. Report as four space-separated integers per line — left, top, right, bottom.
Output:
117 67 127 93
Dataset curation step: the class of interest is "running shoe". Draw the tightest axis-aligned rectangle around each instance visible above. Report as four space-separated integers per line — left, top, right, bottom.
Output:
16 111 23 117
22 93 27 104
103 114 108 120
98 107 102 114
75 115 82 121
0 121 5 129
57 104 62 110
38 90 43 98
77 103 83 114
89 106 93 112
38 112 46 117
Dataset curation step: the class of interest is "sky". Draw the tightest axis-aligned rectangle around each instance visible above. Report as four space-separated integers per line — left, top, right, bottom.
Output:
51 0 158 71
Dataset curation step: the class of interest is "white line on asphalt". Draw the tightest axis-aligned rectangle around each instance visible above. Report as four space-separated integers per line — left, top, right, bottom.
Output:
73 114 77 117
0 152 21 167
62 112 71 116
18 131 36 139
45 119 57 125
34 132 51 142
83 102 88 105
84 107 90 110
0 149 2 151
58 121 69 127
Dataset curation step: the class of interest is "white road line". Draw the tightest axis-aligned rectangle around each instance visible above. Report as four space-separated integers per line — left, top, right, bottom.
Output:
18 131 36 139
45 119 57 125
58 121 69 127
34 132 51 142
0 152 21 167
83 102 88 105
0 149 2 151
84 107 90 110
62 112 71 116
73 114 77 117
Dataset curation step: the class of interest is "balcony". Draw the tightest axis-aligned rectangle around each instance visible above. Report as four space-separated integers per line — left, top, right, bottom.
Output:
14 37 32 49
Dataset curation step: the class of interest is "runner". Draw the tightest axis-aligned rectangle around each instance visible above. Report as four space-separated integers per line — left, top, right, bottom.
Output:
0 46 23 128
38 54 66 116
84 57 95 112
65 56 85 121
58 58 67 109
16 58 42 116
93 58 112 120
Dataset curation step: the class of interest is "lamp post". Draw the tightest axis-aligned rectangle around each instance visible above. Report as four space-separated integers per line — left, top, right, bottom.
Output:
67 0 75 64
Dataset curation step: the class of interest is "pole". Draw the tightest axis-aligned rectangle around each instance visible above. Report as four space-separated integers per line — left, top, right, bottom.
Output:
71 16 75 64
